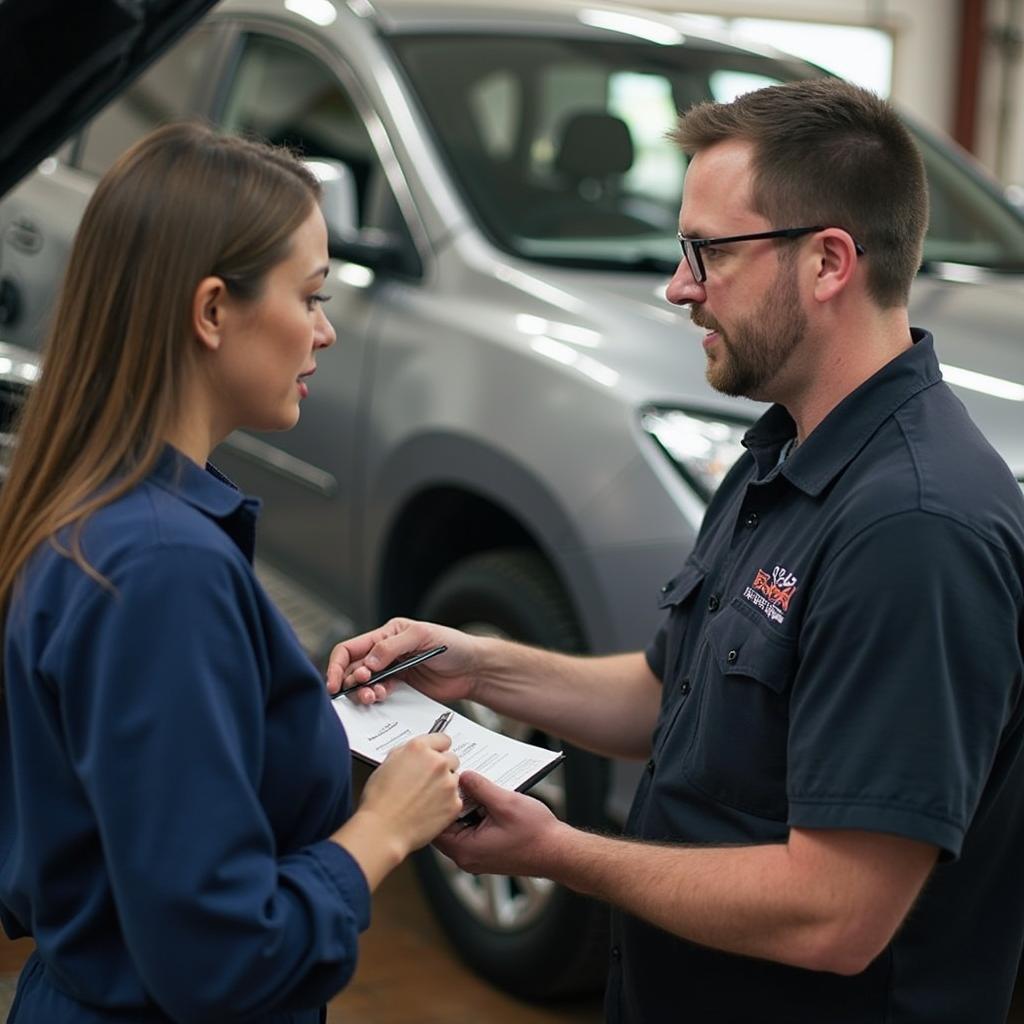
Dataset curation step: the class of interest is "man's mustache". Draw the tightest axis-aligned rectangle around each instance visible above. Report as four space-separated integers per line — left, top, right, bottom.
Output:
690 307 724 334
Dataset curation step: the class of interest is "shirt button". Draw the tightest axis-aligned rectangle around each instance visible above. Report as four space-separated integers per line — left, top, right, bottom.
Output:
726 649 738 664
680 678 691 696
646 759 656 775
660 581 672 594
745 512 759 528
707 594 720 612
611 946 622 961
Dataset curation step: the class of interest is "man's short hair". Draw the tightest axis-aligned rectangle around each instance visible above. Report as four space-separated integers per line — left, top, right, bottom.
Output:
672 78 928 308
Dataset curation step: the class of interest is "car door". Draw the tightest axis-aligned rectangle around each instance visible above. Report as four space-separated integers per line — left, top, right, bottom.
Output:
211 24 426 626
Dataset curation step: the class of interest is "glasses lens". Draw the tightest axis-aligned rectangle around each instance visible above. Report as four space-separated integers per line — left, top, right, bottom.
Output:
676 235 706 283
683 239 703 283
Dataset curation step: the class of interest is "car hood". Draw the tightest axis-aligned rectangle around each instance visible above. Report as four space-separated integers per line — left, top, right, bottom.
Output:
531 263 1024 478
0 0 218 198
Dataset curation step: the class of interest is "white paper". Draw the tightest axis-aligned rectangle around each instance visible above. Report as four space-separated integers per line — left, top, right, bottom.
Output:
332 684 563 795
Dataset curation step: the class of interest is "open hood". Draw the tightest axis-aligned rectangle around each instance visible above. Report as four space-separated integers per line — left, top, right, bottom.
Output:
0 0 219 197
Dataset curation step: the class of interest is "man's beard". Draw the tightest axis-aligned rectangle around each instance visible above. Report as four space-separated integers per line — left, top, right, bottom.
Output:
691 263 807 400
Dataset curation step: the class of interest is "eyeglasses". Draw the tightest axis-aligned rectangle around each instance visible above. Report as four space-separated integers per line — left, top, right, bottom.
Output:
676 226 866 284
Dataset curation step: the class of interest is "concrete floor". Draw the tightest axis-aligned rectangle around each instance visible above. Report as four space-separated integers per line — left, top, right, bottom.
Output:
327 857 602 1024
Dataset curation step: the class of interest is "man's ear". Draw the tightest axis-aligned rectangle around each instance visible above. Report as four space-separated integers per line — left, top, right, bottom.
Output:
811 229 860 304
192 276 230 352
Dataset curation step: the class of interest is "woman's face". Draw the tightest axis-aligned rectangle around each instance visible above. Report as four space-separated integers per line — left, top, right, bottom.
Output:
215 205 335 433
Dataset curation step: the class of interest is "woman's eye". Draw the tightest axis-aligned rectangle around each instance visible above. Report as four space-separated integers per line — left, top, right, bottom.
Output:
306 293 331 311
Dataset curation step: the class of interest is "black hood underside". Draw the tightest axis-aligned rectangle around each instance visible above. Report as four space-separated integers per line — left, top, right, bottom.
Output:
0 0 218 197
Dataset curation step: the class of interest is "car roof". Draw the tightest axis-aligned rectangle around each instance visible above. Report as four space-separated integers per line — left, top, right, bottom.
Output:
360 0 791 61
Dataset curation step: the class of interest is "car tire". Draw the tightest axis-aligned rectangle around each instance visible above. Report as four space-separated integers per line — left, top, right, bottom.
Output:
412 547 610 999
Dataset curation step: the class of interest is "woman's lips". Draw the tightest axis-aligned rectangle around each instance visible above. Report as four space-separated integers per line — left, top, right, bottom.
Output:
297 367 316 398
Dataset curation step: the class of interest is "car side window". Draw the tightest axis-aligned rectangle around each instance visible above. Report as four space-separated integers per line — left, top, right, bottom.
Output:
76 27 216 177
220 33 402 238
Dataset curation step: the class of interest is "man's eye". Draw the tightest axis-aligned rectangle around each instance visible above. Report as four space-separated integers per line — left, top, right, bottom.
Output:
703 247 725 260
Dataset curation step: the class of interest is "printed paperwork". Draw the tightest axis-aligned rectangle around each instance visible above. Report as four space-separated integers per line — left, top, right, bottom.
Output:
333 684 564 797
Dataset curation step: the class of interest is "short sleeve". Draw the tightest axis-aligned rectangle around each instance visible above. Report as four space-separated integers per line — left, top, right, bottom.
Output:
787 511 1023 858
50 543 369 1020
646 621 669 681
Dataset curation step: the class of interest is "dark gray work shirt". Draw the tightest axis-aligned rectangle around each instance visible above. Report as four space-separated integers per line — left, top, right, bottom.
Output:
1 449 369 1023
607 331 1024 1023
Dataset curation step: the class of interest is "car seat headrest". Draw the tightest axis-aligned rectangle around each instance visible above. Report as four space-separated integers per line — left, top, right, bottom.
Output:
554 111 634 179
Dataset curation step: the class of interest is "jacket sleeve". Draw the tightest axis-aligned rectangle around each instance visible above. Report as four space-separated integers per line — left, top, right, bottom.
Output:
51 542 370 1022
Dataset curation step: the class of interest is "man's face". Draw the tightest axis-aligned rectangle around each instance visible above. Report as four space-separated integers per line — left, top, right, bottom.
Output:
691 255 807 399
667 140 808 403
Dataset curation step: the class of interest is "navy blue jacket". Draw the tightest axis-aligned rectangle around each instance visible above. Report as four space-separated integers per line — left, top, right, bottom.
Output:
1 449 369 1023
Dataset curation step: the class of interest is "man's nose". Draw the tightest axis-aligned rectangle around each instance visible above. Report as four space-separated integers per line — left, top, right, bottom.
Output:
665 257 705 307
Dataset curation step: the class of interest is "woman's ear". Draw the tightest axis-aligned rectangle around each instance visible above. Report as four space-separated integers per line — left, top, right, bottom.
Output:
192 276 229 352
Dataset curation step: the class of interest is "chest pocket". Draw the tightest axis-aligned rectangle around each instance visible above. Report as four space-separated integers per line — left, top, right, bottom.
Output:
683 600 797 821
648 560 708 752
657 560 707 611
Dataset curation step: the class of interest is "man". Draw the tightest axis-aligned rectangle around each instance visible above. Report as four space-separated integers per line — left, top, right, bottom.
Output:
330 80 1024 1022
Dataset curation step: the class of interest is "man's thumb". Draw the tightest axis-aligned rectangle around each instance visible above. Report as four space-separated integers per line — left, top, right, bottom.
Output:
458 770 504 804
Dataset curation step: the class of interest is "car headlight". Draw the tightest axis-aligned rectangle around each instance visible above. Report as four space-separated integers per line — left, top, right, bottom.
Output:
640 407 750 502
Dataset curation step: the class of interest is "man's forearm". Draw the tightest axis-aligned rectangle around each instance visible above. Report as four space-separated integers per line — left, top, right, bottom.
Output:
471 641 661 760
530 824 935 975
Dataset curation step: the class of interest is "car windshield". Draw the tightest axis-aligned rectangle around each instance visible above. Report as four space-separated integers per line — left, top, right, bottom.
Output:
389 33 1024 274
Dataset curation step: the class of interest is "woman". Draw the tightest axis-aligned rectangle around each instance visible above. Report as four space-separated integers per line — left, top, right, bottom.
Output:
0 123 462 1022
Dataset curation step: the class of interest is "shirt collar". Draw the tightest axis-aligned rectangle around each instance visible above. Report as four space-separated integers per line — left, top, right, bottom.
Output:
148 445 262 558
743 328 942 496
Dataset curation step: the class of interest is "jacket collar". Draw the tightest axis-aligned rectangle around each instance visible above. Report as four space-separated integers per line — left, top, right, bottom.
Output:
149 445 261 559
744 328 942 496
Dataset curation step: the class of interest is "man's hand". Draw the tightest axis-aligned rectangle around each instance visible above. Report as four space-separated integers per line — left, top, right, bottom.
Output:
433 772 570 878
328 623 661 763
326 617 483 706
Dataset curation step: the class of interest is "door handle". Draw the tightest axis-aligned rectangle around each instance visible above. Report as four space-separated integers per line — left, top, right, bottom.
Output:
6 218 43 255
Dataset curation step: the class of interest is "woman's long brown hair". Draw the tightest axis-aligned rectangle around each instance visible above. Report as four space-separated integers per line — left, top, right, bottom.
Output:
0 123 320 682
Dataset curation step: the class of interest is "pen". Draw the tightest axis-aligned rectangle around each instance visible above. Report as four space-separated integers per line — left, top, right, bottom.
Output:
428 710 453 734
335 645 448 698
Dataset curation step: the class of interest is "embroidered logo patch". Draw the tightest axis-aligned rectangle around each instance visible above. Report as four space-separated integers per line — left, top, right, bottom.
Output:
743 566 798 624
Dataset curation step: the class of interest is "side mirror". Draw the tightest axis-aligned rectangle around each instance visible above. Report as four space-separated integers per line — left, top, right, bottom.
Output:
303 158 403 271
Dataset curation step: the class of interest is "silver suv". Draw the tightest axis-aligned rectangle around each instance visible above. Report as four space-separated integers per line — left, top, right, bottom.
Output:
2 0 1023 998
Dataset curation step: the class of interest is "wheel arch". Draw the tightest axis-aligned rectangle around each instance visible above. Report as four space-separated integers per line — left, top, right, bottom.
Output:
366 433 612 647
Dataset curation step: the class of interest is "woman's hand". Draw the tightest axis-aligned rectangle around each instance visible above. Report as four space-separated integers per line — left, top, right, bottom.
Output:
332 731 462 890
326 618 483 707
360 732 463 854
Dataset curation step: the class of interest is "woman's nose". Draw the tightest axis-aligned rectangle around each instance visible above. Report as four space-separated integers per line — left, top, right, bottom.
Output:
315 307 336 349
